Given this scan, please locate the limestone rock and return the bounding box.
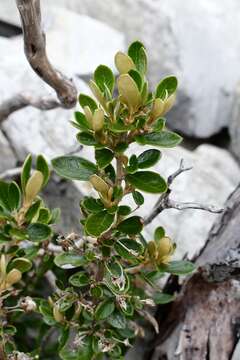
[0,131,16,173]
[0,5,124,76]
[229,83,240,162]
[11,0,240,138]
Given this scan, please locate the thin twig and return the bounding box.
[167,199,224,213]
[168,159,192,186]
[145,159,224,225]
[0,94,61,125]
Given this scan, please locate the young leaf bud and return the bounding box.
[53,305,64,323]
[5,269,22,288]
[0,254,6,279]
[162,93,176,115]
[24,170,44,206]
[151,98,165,120]
[89,80,106,108]
[117,74,142,112]
[92,108,104,132]
[89,174,109,197]
[115,51,135,74]
[157,237,175,265]
[83,106,93,127]
[147,241,158,260]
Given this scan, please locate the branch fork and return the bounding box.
[145,159,224,225]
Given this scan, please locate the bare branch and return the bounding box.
[167,158,192,186]
[0,93,61,125]
[0,167,22,180]
[145,160,224,225]
[15,0,77,109]
[167,199,224,213]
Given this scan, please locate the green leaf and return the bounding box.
[49,207,61,224]
[0,233,11,244]
[156,76,178,99]
[0,181,10,211]
[132,190,144,206]
[8,182,21,211]
[118,205,131,216]
[153,292,175,304]
[82,197,104,213]
[126,171,167,193]
[95,300,115,320]
[51,156,97,181]
[137,149,161,169]
[152,117,166,132]
[163,260,196,275]
[95,148,114,169]
[90,285,103,298]
[108,122,134,133]
[115,142,129,153]
[127,155,138,174]
[73,112,91,132]
[79,94,97,112]
[117,216,143,235]
[36,154,50,188]
[85,210,114,237]
[109,345,122,358]
[128,69,142,91]
[54,252,87,269]
[8,258,32,273]
[3,325,17,335]
[107,311,126,330]
[105,164,116,183]
[94,64,115,94]
[25,200,41,222]
[69,271,90,287]
[39,300,56,326]
[114,238,143,260]
[135,131,182,148]
[154,226,165,242]
[76,132,97,146]
[128,41,147,75]
[21,154,32,193]
[27,223,52,242]
[37,208,51,224]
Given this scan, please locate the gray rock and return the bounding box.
[9,0,240,138]
[0,131,16,173]
[0,5,124,76]
[229,83,240,162]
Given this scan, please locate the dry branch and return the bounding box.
[0,0,78,124]
[0,94,60,125]
[145,159,224,225]
[0,167,22,180]
[16,0,77,108]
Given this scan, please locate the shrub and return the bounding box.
[0,42,194,360]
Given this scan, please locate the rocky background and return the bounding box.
[1,1,240,358]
